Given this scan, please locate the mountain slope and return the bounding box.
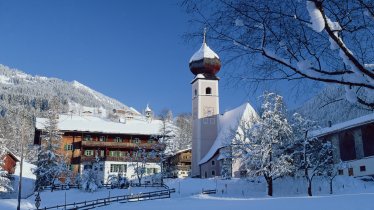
[295,85,373,127]
[0,64,138,160]
[0,64,136,115]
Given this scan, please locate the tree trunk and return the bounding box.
[329,179,333,194]
[307,180,312,196]
[266,177,273,196]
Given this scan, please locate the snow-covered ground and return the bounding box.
[0,176,373,210]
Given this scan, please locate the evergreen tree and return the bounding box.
[0,137,12,193]
[34,99,65,191]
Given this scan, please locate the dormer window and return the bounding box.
[206,87,212,95]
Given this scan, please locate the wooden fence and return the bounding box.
[41,182,167,191]
[34,188,176,210]
[201,189,217,194]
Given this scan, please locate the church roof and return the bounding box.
[198,102,258,165]
[189,42,220,63]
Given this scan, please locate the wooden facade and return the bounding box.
[34,130,163,175]
[2,151,19,175]
[165,149,192,178]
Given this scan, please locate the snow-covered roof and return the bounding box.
[189,43,220,63]
[145,104,152,112]
[199,102,258,165]
[310,112,374,137]
[36,114,163,136]
[173,148,192,156]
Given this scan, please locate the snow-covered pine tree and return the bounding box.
[237,92,293,196]
[34,99,65,191]
[0,137,12,193]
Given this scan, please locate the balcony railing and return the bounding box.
[81,141,165,150]
[175,165,191,171]
[80,155,160,163]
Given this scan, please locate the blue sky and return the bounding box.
[0,0,316,115]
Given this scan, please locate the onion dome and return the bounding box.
[189,30,221,76]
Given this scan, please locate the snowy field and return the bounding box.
[0,177,373,210]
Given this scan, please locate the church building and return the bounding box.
[189,31,258,178]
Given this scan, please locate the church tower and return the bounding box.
[189,30,221,177]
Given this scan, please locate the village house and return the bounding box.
[310,113,374,177]
[34,107,165,183]
[164,148,191,178]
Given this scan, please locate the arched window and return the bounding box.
[206,87,212,95]
[339,132,356,161]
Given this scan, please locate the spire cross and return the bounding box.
[203,27,207,44]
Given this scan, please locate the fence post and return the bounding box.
[64,191,67,210]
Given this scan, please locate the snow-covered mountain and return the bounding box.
[0,64,138,116]
[295,85,373,127]
[0,64,140,158]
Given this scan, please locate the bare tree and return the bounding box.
[182,0,374,109]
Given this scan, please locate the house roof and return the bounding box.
[310,112,374,137]
[198,102,258,165]
[4,147,20,162]
[35,114,164,136]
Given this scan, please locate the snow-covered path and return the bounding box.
[1,177,374,210]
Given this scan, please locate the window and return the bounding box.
[109,151,115,157]
[84,135,92,141]
[338,169,344,175]
[204,171,207,178]
[64,144,73,151]
[99,136,107,142]
[99,150,105,157]
[114,137,123,142]
[148,139,156,144]
[131,138,141,144]
[84,150,93,156]
[110,164,127,173]
[206,87,212,95]
[360,166,366,172]
[194,89,197,96]
[211,170,215,176]
[211,160,215,166]
[83,165,92,170]
[348,167,354,176]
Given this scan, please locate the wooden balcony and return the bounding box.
[176,164,191,171]
[81,141,165,150]
[80,155,160,163]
